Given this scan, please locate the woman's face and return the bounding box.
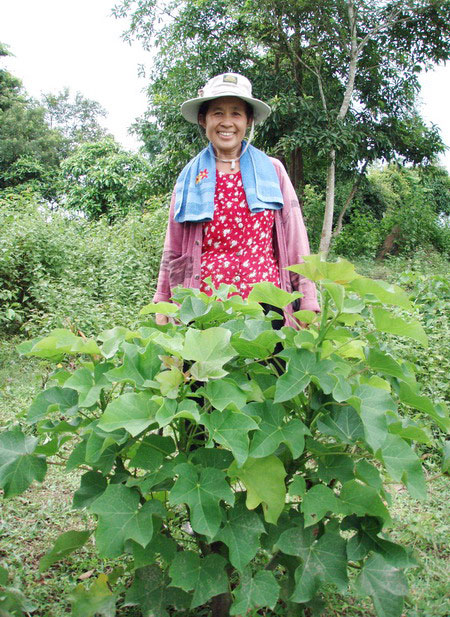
[199,96,251,159]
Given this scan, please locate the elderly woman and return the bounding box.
[154,73,319,324]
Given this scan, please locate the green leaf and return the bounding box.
[98,392,158,437]
[190,360,229,381]
[228,456,286,525]
[98,326,135,358]
[248,282,302,308]
[332,375,353,402]
[317,454,355,484]
[21,329,101,360]
[155,398,200,427]
[0,428,47,498]
[214,496,266,571]
[277,521,348,602]
[65,364,112,408]
[350,278,411,309]
[372,307,427,347]
[181,327,236,364]
[204,379,247,411]
[339,480,391,524]
[349,385,396,451]
[169,551,228,608]
[27,386,78,423]
[191,447,234,470]
[301,485,340,527]
[367,349,406,380]
[355,554,408,617]
[178,295,211,323]
[39,530,91,572]
[274,348,315,403]
[355,460,383,491]
[322,281,345,311]
[129,434,176,470]
[398,382,450,432]
[169,463,234,538]
[124,565,190,617]
[231,319,280,358]
[73,470,108,509]
[69,573,116,617]
[379,434,426,500]
[89,484,160,557]
[155,367,184,398]
[317,406,364,444]
[105,341,163,388]
[230,569,279,615]
[287,256,359,284]
[140,301,178,316]
[202,408,259,466]
[130,532,177,569]
[248,401,309,459]
[288,475,307,497]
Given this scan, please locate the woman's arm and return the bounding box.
[153,190,183,304]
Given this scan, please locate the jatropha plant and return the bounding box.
[1,256,448,617]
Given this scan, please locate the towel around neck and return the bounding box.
[174,142,284,223]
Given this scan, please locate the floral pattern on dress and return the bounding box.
[200,170,280,299]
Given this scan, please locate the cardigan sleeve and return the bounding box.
[272,158,320,312]
[153,190,184,303]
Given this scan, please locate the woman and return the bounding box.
[154,73,319,324]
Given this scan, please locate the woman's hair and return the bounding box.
[198,99,254,122]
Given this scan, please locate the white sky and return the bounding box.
[1,0,449,170]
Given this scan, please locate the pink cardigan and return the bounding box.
[153,157,320,315]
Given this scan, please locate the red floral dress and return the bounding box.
[200,170,280,299]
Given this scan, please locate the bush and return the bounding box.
[2,256,448,617]
[332,209,382,259]
[0,189,168,335]
[60,139,158,221]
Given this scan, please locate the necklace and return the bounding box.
[212,122,255,171]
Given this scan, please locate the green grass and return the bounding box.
[1,256,449,617]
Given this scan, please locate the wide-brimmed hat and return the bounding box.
[180,73,271,125]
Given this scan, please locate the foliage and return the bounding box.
[0,189,168,335]
[2,257,448,616]
[328,164,450,259]
[60,139,158,220]
[41,87,109,155]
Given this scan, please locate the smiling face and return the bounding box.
[198,96,252,161]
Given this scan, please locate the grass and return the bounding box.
[0,255,449,617]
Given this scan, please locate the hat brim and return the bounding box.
[180,95,271,125]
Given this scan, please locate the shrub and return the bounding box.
[0,190,168,335]
[60,139,158,221]
[2,256,448,617]
[332,209,382,259]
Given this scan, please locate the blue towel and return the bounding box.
[174,142,284,223]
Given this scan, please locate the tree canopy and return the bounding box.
[114,0,450,252]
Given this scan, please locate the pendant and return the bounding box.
[230,159,236,170]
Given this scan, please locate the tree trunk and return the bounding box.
[332,162,368,240]
[376,224,401,260]
[319,148,336,255]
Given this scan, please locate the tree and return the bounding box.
[114,0,450,253]
[41,87,109,155]
[60,138,157,220]
[0,44,63,193]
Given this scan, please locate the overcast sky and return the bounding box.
[1,0,449,170]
